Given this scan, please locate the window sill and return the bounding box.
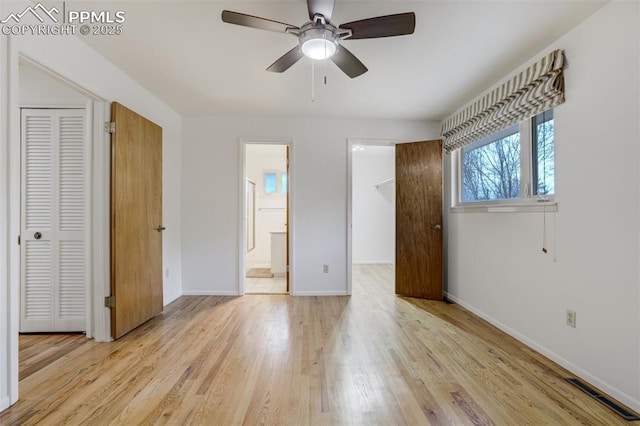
[451,201,558,214]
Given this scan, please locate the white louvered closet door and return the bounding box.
[21,109,87,332]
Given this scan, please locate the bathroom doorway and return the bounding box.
[243,143,290,294]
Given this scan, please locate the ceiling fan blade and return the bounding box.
[307,0,335,22]
[266,46,305,73]
[221,10,299,34]
[331,46,368,78]
[339,12,416,40]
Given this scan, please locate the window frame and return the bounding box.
[452,112,557,213]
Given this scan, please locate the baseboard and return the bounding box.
[292,290,350,296]
[0,396,10,412]
[181,290,240,296]
[445,292,640,413]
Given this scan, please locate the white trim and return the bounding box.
[83,100,94,338]
[346,138,397,296]
[182,291,240,296]
[294,291,349,296]
[238,141,246,295]
[19,101,86,109]
[451,202,558,214]
[91,100,111,342]
[239,138,295,296]
[346,143,353,296]
[9,36,21,407]
[445,292,640,413]
[0,20,10,411]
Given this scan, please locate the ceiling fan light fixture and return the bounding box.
[299,26,338,60]
[302,38,337,60]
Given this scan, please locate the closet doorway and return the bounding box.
[348,141,396,294]
[242,143,290,294]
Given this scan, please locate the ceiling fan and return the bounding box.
[221,0,416,78]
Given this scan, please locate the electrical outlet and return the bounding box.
[566,310,576,328]
[323,264,329,273]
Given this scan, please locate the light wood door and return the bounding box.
[20,109,87,332]
[111,102,163,339]
[395,140,443,300]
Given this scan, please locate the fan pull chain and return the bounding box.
[323,34,328,85]
[324,58,327,85]
[311,60,315,102]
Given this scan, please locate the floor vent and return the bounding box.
[565,378,640,421]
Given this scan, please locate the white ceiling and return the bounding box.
[78,0,607,121]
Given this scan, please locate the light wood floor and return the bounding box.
[246,276,288,294]
[1,264,633,425]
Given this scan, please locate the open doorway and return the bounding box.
[348,140,396,294]
[243,143,290,294]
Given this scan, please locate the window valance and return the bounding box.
[441,49,565,152]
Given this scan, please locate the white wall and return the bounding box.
[446,1,640,411]
[182,117,440,296]
[245,144,287,268]
[19,61,88,106]
[352,145,395,264]
[0,1,183,408]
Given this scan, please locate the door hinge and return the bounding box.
[17,235,20,245]
[105,121,116,134]
[286,264,290,272]
[104,296,115,308]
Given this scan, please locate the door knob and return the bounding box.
[34,232,42,240]
[155,226,166,232]
[431,224,442,230]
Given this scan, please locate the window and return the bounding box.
[459,109,554,204]
[263,171,287,194]
[264,172,277,194]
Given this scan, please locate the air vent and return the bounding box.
[565,378,640,421]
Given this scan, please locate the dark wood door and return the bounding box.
[110,102,163,339]
[395,140,443,300]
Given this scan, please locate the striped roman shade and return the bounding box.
[441,49,566,152]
